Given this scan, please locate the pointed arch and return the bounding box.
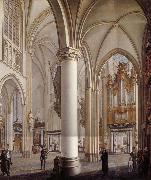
[47,0,70,48]
[96,48,141,77]
[0,74,25,105]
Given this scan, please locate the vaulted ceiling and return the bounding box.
[25,0,150,90]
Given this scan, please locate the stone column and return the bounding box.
[57,47,80,176]
[91,86,100,162]
[137,80,142,149]
[22,4,26,76]
[102,76,108,149]
[95,88,100,161]
[22,52,33,158]
[22,104,26,156]
[135,83,138,149]
[7,99,14,151]
[85,87,92,161]
[41,128,44,146]
[91,90,95,161]
[0,94,4,148]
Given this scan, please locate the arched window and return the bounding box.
[4,0,23,48]
[3,0,23,73]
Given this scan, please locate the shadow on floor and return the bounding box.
[0,167,150,180]
[49,166,151,180]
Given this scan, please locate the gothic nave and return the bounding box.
[0,0,151,179]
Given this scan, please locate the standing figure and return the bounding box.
[40,146,47,170]
[137,148,143,177]
[142,147,150,178]
[6,144,12,175]
[130,147,137,171]
[128,156,133,173]
[0,150,9,176]
[101,149,108,176]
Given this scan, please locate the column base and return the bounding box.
[59,157,80,177]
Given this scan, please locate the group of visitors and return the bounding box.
[0,144,12,176]
[128,146,150,178]
[0,144,48,176]
[100,146,150,178]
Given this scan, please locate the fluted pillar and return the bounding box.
[57,47,80,176]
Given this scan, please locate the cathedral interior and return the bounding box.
[0,0,151,178]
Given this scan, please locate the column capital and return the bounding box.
[57,47,80,62]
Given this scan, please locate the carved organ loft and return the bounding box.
[99,54,138,153]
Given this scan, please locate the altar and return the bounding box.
[110,127,133,154]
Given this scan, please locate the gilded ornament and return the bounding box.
[106,62,137,125]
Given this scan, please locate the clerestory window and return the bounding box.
[4,0,23,49]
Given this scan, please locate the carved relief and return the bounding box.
[50,65,61,118]
[27,8,52,52]
[28,110,34,132]
[8,44,12,66]
[57,47,80,62]
[2,38,22,73]
[79,98,86,128]
[15,51,22,72]
[3,39,8,63]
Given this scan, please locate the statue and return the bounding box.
[52,66,61,118]
[28,110,34,131]
[79,98,86,128]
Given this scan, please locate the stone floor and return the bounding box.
[9,152,130,175]
[0,152,150,179]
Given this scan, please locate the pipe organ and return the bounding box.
[100,54,138,153]
[106,62,137,126]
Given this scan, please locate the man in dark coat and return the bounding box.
[137,149,143,177]
[40,146,47,170]
[130,147,137,171]
[0,150,9,176]
[6,144,12,174]
[142,147,150,178]
[101,149,108,176]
